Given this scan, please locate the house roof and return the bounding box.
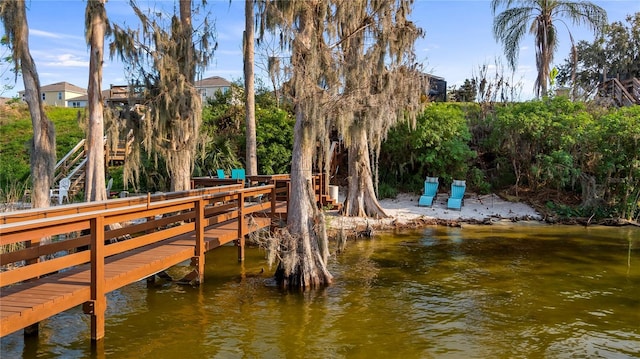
[67,89,111,102]
[40,82,87,94]
[195,76,231,88]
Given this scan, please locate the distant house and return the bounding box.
[18,77,232,108]
[19,82,87,108]
[68,85,145,108]
[194,76,231,102]
[424,74,447,102]
[65,89,114,108]
[65,95,89,108]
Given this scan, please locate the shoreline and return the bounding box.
[326,192,638,235]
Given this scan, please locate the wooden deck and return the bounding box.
[0,184,282,341]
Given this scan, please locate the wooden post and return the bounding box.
[286,180,291,214]
[23,237,41,337]
[237,192,245,262]
[270,186,277,226]
[193,198,205,283]
[85,216,106,341]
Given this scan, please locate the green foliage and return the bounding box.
[198,85,294,176]
[492,0,607,97]
[586,105,640,220]
[485,97,592,191]
[468,167,492,194]
[380,103,476,192]
[0,179,29,205]
[545,201,581,217]
[450,79,477,102]
[483,98,639,220]
[2,93,637,222]
[46,107,86,159]
[0,105,83,192]
[0,115,31,184]
[534,150,580,191]
[377,181,399,199]
[558,13,640,97]
[255,107,294,174]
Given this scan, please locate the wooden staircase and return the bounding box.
[51,133,134,201]
[314,172,342,211]
[52,139,87,200]
[598,77,640,106]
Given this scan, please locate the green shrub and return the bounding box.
[377,181,398,199]
[0,106,83,192]
[380,102,476,192]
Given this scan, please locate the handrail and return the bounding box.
[1,183,245,223]
[628,77,640,103]
[54,139,86,170]
[53,133,134,192]
[601,78,637,106]
[68,157,87,180]
[0,184,278,287]
[53,140,87,185]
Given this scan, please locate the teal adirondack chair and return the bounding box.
[418,176,439,207]
[217,169,226,178]
[231,168,246,180]
[447,180,466,210]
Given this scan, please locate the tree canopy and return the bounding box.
[557,12,640,99]
[491,0,607,97]
[110,0,215,191]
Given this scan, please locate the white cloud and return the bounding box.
[516,64,534,74]
[216,22,245,42]
[30,29,63,39]
[30,29,84,42]
[217,49,242,56]
[421,43,440,53]
[36,53,89,68]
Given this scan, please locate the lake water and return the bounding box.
[1,224,639,358]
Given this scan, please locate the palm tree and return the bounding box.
[491,0,607,97]
[244,0,257,176]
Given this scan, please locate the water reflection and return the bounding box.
[1,225,638,358]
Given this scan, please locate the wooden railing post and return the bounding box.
[84,215,106,341]
[23,237,42,337]
[237,191,245,262]
[271,186,277,225]
[287,180,291,214]
[193,198,205,284]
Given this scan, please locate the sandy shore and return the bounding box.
[327,192,543,233]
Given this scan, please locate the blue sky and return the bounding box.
[3,0,638,100]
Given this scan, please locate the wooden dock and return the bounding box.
[0,183,284,341]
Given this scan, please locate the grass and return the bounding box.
[0,103,85,193]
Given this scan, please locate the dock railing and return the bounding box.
[0,184,279,340]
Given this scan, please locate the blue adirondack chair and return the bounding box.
[418,176,439,207]
[447,180,466,210]
[231,168,246,180]
[217,169,226,178]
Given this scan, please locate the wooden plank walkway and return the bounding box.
[0,184,281,341]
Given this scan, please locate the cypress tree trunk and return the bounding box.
[275,107,332,288]
[85,0,107,202]
[343,123,388,218]
[3,0,57,209]
[24,59,56,209]
[170,149,193,192]
[169,0,198,192]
